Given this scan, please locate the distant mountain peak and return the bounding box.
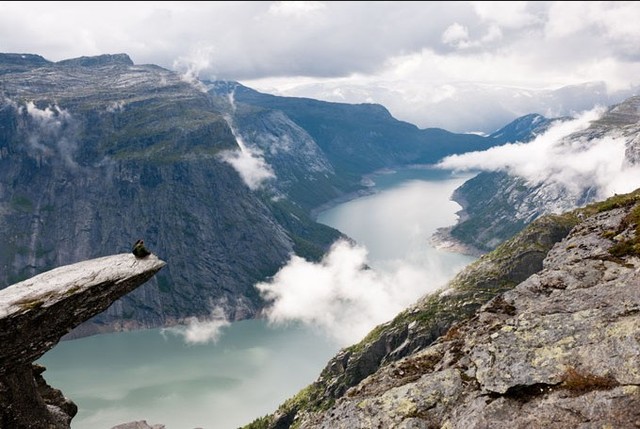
[0,53,52,74]
[56,53,134,67]
[0,53,50,66]
[488,113,559,144]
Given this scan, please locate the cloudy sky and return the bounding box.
[2,1,640,132]
[6,1,640,352]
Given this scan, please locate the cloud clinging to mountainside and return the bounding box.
[256,239,444,346]
[438,107,640,198]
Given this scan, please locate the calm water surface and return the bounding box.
[38,166,476,429]
[39,320,336,429]
[318,167,475,272]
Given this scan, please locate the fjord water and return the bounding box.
[318,167,475,270]
[38,320,338,429]
[38,166,475,429]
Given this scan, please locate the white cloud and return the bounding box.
[481,24,503,44]
[220,147,276,191]
[471,1,541,28]
[442,22,502,50]
[17,101,78,167]
[268,1,326,18]
[442,23,469,47]
[161,306,230,345]
[219,97,276,190]
[2,2,640,132]
[173,45,216,92]
[546,2,640,41]
[23,101,71,123]
[256,239,451,346]
[437,106,640,199]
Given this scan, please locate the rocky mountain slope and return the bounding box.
[0,253,165,429]
[0,53,502,335]
[244,188,640,428]
[487,113,558,144]
[447,96,640,253]
[210,81,496,187]
[0,53,308,335]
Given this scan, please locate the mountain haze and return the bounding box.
[211,81,495,182]
[0,53,501,335]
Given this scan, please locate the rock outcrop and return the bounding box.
[0,253,165,429]
[245,190,640,428]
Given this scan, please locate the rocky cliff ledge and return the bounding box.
[247,190,640,428]
[0,254,165,429]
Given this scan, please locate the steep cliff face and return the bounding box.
[209,81,498,186]
[0,54,304,334]
[448,170,577,252]
[205,82,347,259]
[1,54,505,335]
[245,189,640,429]
[448,96,640,253]
[0,253,165,429]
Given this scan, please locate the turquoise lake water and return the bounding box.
[38,166,476,429]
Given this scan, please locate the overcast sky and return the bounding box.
[2,1,640,132]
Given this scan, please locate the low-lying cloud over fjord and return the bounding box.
[161,306,231,345]
[438,107,640,199]
[255,172,474,347]
[256,239,453,347]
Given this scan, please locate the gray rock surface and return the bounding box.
[291,193,640,428]
[0,54,301,335]
[0,253,165,429]
[246,211,580,429]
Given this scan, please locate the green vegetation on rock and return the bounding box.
[241,206,584,429]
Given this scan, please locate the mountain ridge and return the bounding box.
[0,53,298,335]
[0,52,503,336]
[211,80,496,180]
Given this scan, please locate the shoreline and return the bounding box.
[311,164,485,258]
[309,166,397,220]
[310,186,378,221]
[427,181,486,257]
[310,163,444,220]
[429,226,485,257]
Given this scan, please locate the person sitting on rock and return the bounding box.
[132,239,151,258]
